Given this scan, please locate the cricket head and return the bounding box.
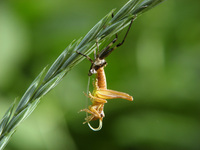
[88,58,107,76]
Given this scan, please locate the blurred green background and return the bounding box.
[0,0,200,150]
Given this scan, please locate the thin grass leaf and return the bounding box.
[34,71,67,99]
[60,41,96,71]
[110,0,139,23]
[5,107,29,135]
[0,133,14,150]
[22,99,40,121]
[132,0,166,16]
[98,19,127,38]
[15,68,46,114]
[0,102,15,136]
[43,40,77,82]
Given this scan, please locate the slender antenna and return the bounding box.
[88,119,103,131]
[95,39,100,59]
[85,76,91,119]
[76,51,93,63]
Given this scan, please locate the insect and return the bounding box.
[79,66,133,131]
[77,18,134,131]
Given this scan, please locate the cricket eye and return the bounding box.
[89,69,97,76]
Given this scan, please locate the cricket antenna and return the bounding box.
[88,119,103,131]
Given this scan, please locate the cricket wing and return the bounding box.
[96,89,133,101]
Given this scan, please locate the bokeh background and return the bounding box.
[0,0,200,150]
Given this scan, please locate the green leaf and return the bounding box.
[43,40,77,82]
[132,0,166,16]
[98,19,126,38]
[0,102,15,136]
[110,0,139,23]
[15,68,46,114]
[33,71,66,99]
[6,107,29,134]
